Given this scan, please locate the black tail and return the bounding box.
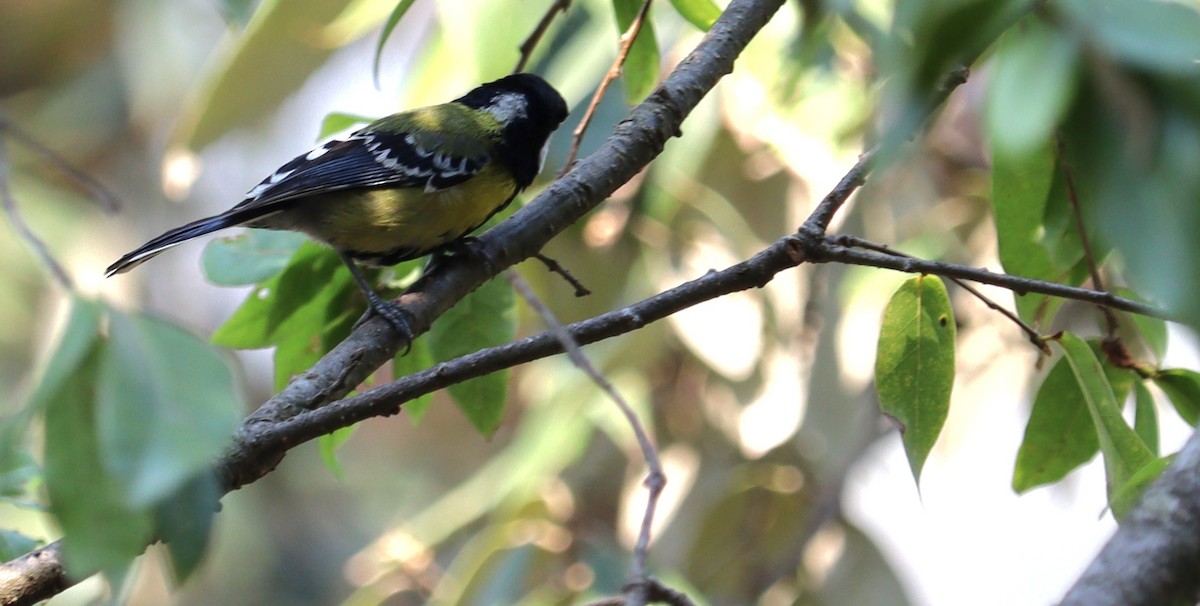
[106,208,266,277]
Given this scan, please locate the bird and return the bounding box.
[106,73,570,340]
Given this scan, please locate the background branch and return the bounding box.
[1060,425,1200,606]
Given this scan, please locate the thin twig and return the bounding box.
[0,112,119,212]
[830,234,1050,353]
[533,252,591,296]
[506,270,665,606]
[0,137,73,291]
[806,240,1172,320]
[514,0,573,73]
[559,0,656,175]
[801,65,970,236]
[1056,136,1120,336]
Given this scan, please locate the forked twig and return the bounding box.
[829,234,1050,353]
[0,137,73,290]
[533,252,591,296]
[506,270,667,606]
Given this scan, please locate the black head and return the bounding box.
[455,73,570,188]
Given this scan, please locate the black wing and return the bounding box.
[233,129,490,212]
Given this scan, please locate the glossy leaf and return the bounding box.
[212,243,343,349]
[1056,333,1155,505]
[1109,455,1174,521]
[668,0,722,31]
[319,112,376,139]
[1152,368,1200,426]
[201,229,307,287]
[96,310,240,506]
[611,0,660,103]
[372,0,417,86]
[1013,355,1099,492]
[429,275,516,436]
[1133,382,1159,456]
[875,275,956,482]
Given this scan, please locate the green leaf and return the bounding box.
[395,335,435,423]
[668,0,721,31]
[990,139,1061,324]
[201,230,307,286]
[985,18,1079,155]
[1133,382,1159,457]
[24,296,104,413]
[1109,455,1174,521]
[270,266,359,391]
[154,472,220,583]
[1119,289,1168,362]
[96,310,241,506]
[429,276,516,436]
[0,529,41,561]
[611,0,660,103]
[1013,355,1099,493]
[212,243,344,349]
[875,275,956,482]
[319,112,376,139]
[317,426,357,481]
[1152,368,1200,426]
[1059,0,1200,74]
[217,0,259,27]
[44,342,152,580]
[372,0,417,87]
[172,0,364,151]
[1056,333,1155,506]
[7,296,103,472]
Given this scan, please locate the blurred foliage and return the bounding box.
[2,0,1200,604]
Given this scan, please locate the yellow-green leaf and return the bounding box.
[875,275,956,483]
[1055,332,1155,517]
[1152,368,1200,426]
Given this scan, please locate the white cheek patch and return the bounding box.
[483,93,528,125]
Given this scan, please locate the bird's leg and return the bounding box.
[339,253,415,345]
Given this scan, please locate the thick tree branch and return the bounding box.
[1059,425,1200,606]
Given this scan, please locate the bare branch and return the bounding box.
[0,112,119,212]
[0,137,73,291]
[507,271,664,606]
[560,0,655,174]
[514,0,572,73]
